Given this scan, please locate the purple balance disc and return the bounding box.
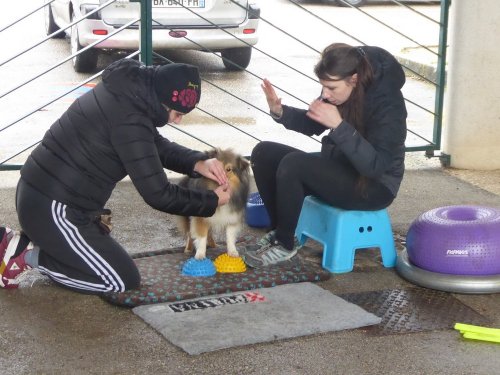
[406,205,500,275]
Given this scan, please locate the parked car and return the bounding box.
[44,0,260,73]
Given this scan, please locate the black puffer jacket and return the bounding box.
[21,59,218,216]
[276,46,407,197]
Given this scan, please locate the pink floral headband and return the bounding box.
[171,81,199,110]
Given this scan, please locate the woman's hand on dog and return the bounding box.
[194,158,228,185]
[214,183,232,206]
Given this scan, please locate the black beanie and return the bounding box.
[154,63,201,114]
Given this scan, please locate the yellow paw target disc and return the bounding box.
[214,253,247,273]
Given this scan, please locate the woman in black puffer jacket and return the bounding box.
[1,59,231,292]
[244,43,407,269]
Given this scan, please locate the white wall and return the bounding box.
[442,0,500,169]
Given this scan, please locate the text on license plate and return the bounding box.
[152,0,206,8]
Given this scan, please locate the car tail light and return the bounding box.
[169,30,187,38]
[243,29,255,34]
[93,30,108,35]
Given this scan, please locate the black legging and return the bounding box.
[16,178,140,294]
[251,141,395,250]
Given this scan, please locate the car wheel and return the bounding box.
[70,11,98,73]
[334,0,367,7]
[221,47,252,71]
[44,4,65,38]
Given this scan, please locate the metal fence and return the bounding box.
[0,0,451,171]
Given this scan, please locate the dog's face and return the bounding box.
[206,148,250,192]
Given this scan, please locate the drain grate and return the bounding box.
[340,288,491,335]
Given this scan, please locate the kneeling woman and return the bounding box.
[1,59,232,291]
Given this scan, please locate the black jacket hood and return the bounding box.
[102,59,169,127]
[363,46,406,92]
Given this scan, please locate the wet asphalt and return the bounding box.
[1,160,500,374]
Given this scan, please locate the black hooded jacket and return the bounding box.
[275,46,407,197]
[20,59,218,216]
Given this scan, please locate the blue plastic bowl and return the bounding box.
[245,192,271,228]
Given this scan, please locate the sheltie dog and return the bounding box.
[177,148,250,259]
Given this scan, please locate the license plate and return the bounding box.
[152,0,206,8]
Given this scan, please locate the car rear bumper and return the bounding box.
[78,19,259,51]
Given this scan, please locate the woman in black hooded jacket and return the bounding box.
[0,58,231,292]
[244,43,407,269]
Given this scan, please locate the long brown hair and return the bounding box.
[314,43,374,195]
[314,43,373,135]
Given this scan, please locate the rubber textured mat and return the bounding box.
[102,246,331,308]
[340,288,491,336]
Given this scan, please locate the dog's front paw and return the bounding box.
[194,252,206,260]
[227,249,240,258]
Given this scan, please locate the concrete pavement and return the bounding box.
[1,154,500,374]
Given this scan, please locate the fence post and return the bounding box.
[132,0,153,65]
[432,0,451,162]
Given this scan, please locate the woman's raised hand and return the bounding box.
[261,78,283,117]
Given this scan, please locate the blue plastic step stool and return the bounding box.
[295,196,397,273]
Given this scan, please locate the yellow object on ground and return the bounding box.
[214,253,247,273]
[454,323,500,343]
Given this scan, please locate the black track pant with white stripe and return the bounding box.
[16,178,141,294]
